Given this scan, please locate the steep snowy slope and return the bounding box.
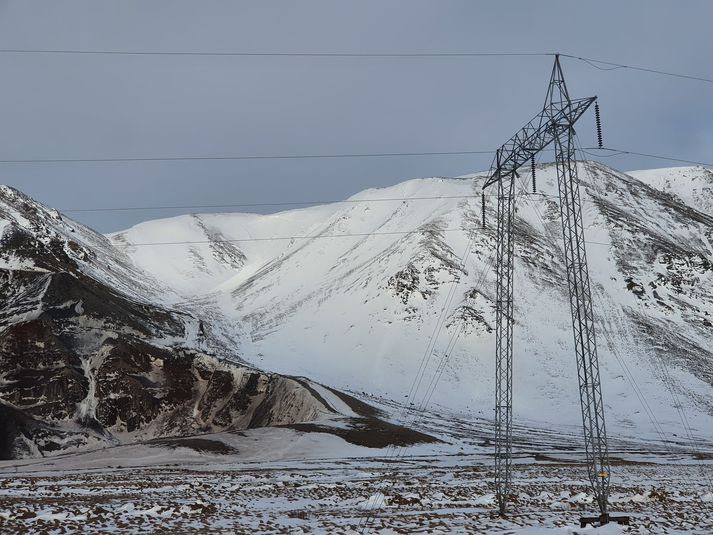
[629,166,713,215]
[112,163,713,445]
[110,205,343,297]
[0,185,171,303]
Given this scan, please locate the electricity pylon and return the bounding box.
[483,55,628,527]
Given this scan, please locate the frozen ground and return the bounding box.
[1,411,711,534]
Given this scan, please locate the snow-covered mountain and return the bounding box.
[1,162,712,459]
[110,162,713,446]
[0,186,414,459]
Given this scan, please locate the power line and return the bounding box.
[584,147,713,168]
[0,145,696,220]
[114,229,453,246]
[55,194,580,214]
[48,147,708,214]
[62,194,482,213]
[359,226,494,533]
[2,146,710,168]
[406,168,547,439]
[0,150,493,165]
[56,189,613,219]
[0,48,553,58]
[111,228,614,248]
[560,54,713,85]
[2,47,711,85]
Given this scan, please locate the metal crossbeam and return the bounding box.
[482,97,595,189]
[484,55,613,521]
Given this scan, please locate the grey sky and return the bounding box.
[0,1,711,232]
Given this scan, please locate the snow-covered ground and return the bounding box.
[0,421,711,533]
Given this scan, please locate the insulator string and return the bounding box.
[531,154,536,193]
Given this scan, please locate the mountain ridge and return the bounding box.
[0,162,712,459]
[109,162,713,443]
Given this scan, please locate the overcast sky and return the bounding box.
[0,1,711,232]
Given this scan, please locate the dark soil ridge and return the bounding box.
[285,380,437,448]
[284,417,440,449]
[146,437,238,455]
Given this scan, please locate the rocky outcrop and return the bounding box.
[0,186,342,459]
[0,266,335,459]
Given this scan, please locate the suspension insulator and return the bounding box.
[531,155,536,193]
[595,102,603,148]
[482,192,486,228]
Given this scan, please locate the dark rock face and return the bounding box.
[1,319,85,421]
[0,187,337,459]
[0,267,333,458]
[387,224,467,309]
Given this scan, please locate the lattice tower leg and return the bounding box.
[553,128,611,515]
[494,171,516,516]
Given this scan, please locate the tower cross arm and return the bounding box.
[482,96,596,189]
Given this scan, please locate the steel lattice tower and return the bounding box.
[483,55,627,527]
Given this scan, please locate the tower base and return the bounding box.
[579,513,630,528]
